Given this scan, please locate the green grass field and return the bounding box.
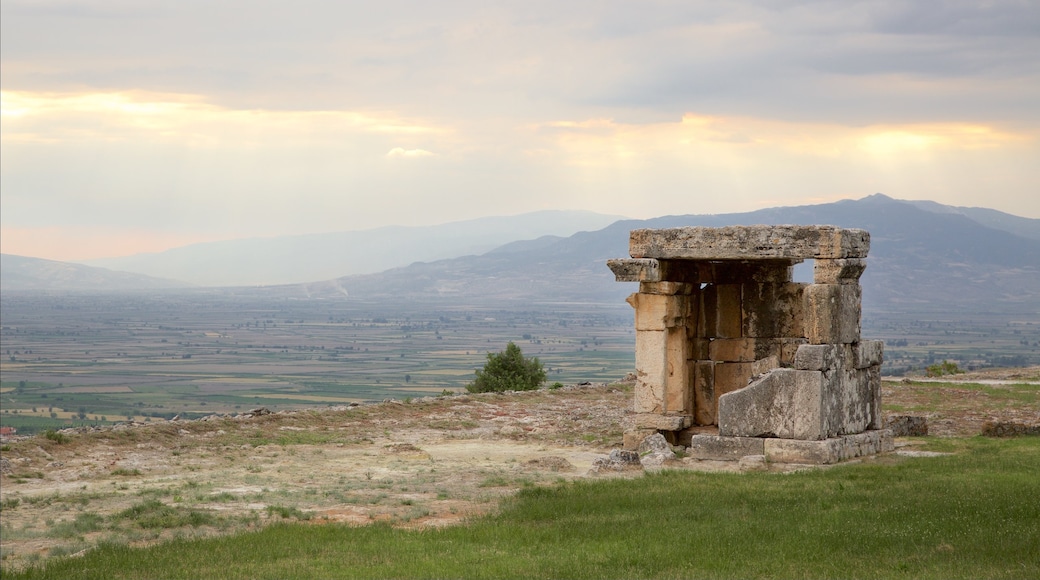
[8,437,1038,580]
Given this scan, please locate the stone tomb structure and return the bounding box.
[607,225,893,464]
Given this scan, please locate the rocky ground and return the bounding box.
[2,369,1038,571]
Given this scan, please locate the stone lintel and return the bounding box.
[630,225,870,261]
[607,259,701,283]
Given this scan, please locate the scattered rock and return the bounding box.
[981,421,1040,438]
[0,457,11,474]
[884,415,929,437]
[591,449,642,473]
[524,456,575,472]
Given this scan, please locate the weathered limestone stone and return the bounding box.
[804,284,861,344]
[709,338,780,362]
[633,330,667,413]
[780,337,808,365]
[793,344,837,371]
[854,340,884,369]
[813,258,867,284]
[688,434,765,460]
[738,454,769,471]
[764,437,844,464]
[623,428,658,450]
[884,415,928,437]
[741,282,805,338]
[689,337,711,360]
[609,258,704,283]
[634,414,692,431]
[714,361,760,402]
[751,356,779,377]
[627,292,688,331]
[630,225,870,261]
[639,281,696,296]
[699,284,742,338]
[718,369,826,440]
[693,361,716,425]
[608,258,660,282]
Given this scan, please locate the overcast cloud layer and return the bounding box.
[3,0,1038,260]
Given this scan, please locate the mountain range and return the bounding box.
[4,195,1039,315]
[78,210,626,287]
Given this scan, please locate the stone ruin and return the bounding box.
[608,225,893,464]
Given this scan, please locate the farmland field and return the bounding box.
[0,291,635,433]
[3,289,1039,435]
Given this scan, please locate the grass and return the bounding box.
[7,436,1038,580]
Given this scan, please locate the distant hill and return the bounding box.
[289,194,1040,314]
[0,254,189,292]
[80,210,627,287]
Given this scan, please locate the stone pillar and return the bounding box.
[627,282,696,419]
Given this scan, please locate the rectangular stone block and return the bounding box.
[855,340,884,369]
[623,428,658,450]
[688,435,765,460]
[804,284,861,345]
[700,284,742,338]
[663,327,692,414]
[793,344,837,371]
[693,361,716,426]
[764,437,844,464]
[780,338,808,365]
[629,225,870,260]
[751,356,779,376]
[714,362,757,400]
[608,258,659,282]
[709,338,758,362]
[633,330,667,413]
[639,281,696,296]
[688,337,711,360]
[742,282,805,338]
[813,258,867,284]
[634,414,693,431]
[718,368,826,440]
[627,292,689,331]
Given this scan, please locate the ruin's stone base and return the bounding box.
[688,429,894,464]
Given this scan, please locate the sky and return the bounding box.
[2,0,1039,261]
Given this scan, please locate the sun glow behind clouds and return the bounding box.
[0,91,443,146]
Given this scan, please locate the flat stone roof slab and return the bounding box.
[629,225,870,260]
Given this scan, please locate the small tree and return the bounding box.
[467,342,546,393]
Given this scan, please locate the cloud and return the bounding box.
[386,147,436,158]
[1,0,1039,261]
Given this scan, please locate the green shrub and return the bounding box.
[467,342,546,393]
[43,430,69,445]
[926,360,964,377]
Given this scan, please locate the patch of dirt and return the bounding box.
[882,366,1040,437]
[0,383,633,570]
